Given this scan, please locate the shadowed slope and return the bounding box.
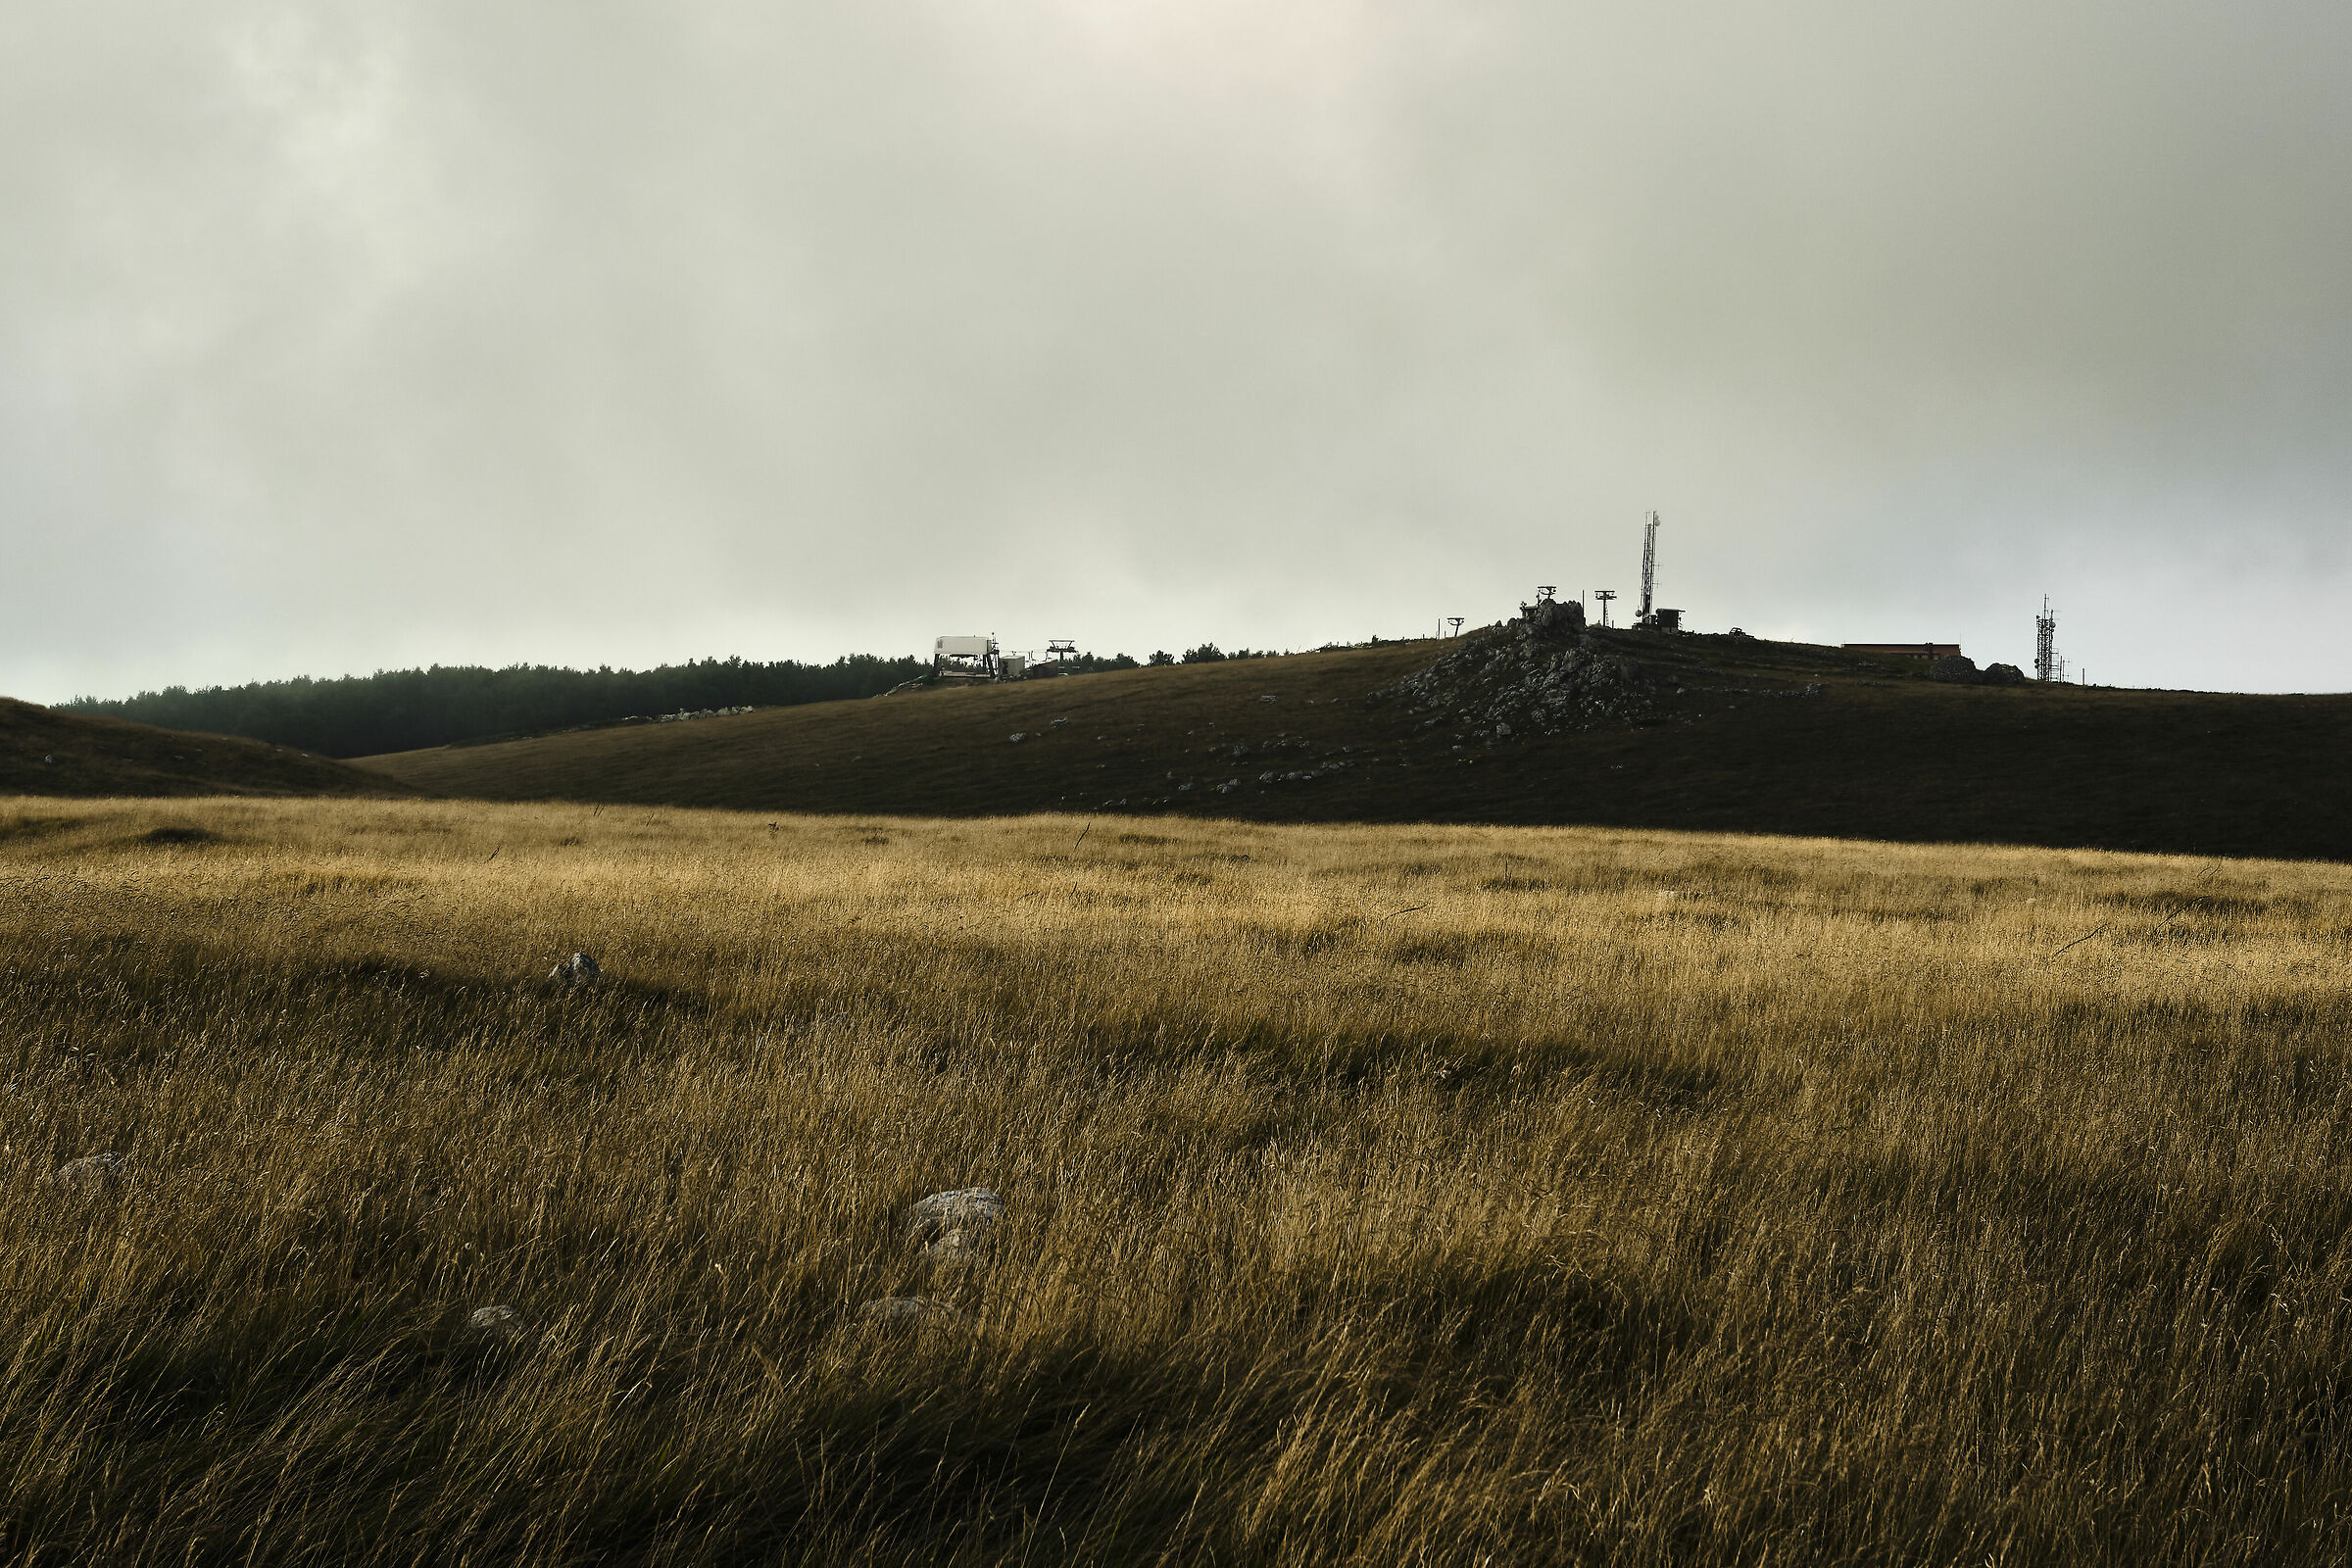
[1,696,409,799]
[358,632,2352,861]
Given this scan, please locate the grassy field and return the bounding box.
[358,632,2352,861]
[7,796,2352,1564]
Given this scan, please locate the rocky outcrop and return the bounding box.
[1372,607,1671,737]
[1930,656,2029,687]
[1520,597,1585,639]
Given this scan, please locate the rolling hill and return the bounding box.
[1,697,406,800]
[359,625,2352,861]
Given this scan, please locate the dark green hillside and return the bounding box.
[359,629,2352,861]
[2,698,407,800]
[61,655,928,758]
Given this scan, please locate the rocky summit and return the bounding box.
[1372,602,1804,741]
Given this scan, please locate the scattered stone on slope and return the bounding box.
[650,706,753,723]
[548,952,602,988]
[1929,655,1983,684]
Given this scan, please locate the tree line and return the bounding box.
[1154,645,1278,665]
[64,656,931,759]
[65,643,1292,758]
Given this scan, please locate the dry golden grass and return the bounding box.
[6,796,2352,1565]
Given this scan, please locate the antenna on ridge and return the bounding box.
[1639,511,1660,622]
[2034,596,2058,682]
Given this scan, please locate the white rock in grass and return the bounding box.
[548,952,602,988]
[860,1298,968,1335]
[859,1296,956,1324]
[907,1188,1004,1243]
[52,1152,124,1191]
[468,1304,522,1335]
[925,1228,994,1269]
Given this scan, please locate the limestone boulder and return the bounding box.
[907,1188,1004,1244]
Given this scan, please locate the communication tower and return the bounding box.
[2034,598,2058,682]
[1639,512,1660,621]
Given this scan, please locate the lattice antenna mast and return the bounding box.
[1639,512,1659,621]
[2034,596,2057,682]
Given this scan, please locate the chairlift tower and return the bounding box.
[1592,590,1617,627]
[1447,616,1464,637]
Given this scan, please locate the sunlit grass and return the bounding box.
[5,796,2351,1564]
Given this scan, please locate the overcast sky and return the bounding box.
[5,0,2348,702]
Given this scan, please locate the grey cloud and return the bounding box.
[4,0,2347,702]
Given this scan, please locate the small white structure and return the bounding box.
[934,635,1018,682]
